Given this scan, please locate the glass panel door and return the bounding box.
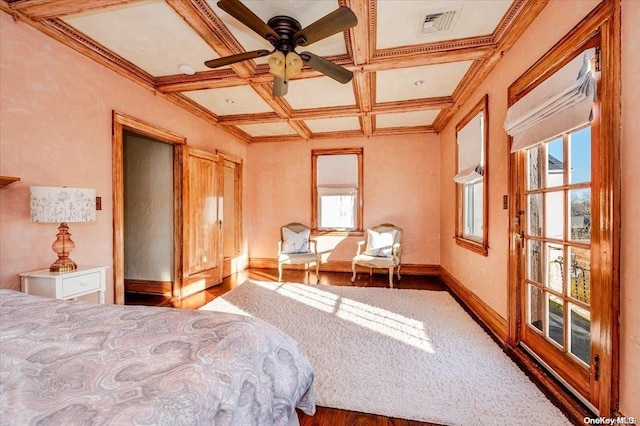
[521,126,594,402]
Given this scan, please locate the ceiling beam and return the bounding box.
[347,0,371,66]
[7,0,134,20]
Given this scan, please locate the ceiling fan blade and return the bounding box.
[294,6,357,47]
[217,0,280,43]
[299,51,353,84]
[273,76,288,97]
[204,49,270,69]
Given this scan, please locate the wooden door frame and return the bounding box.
[112,111,186,305]
[506,0,620,417]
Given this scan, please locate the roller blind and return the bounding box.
[505,48,596,152]
[454,111,484,184]
[317,154,358,189]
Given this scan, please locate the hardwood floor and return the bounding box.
[125,268,447,425]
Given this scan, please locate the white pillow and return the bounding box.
[364,229,397,257]
[282,228,310,254]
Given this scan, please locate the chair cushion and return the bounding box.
[278,252,319,263]
[364,229,397,257]
[282,227,310,254]
[353,254,398,267]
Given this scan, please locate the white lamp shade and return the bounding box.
[30,186,96,223]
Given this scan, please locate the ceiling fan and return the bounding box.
[204,0,358,96]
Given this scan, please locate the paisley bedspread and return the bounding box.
[0,289,315,425]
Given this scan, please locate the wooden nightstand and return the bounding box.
[20,266,107,304]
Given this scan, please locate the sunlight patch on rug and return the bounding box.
[247,280,433,352]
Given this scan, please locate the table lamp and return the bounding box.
[30,186,96,272]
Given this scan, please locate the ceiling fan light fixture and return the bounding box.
[285,52,303,79]
[268,51,286,79]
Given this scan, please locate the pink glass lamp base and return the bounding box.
[50,223,77,272]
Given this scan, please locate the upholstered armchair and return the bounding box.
[277,222,320,282]
[351,223,403,288]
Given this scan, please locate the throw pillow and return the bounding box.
[282,228,310,254]
[364,229,397,257]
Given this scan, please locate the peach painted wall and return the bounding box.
[439,0,638,417]
[620,0,640,417]
[0,12,247,303]
[246,134,440,267]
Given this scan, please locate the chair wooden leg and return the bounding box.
[278,263,283,282]
[389,268,394,288]
[397,263,401,281]
[315,261,320,280]
[351,262,357,282]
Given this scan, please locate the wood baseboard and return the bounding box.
[439,267,508,343]
[124,279,172,296]
[249,258,439,275]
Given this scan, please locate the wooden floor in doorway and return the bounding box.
[126,268,447,426]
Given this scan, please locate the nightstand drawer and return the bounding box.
[62,272,101,298]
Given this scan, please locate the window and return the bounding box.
[312,148,363,232]
[455,95,488,255]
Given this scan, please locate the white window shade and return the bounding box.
[317,154,358,189]
[505,48,596,153]
[454,111,484,184]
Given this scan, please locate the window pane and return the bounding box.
[570,304,591,364]
[527,193,542,236]
[464,181,483,238]
[569,188,591,242]
[545,138,564,188]
[528,146,542,190]
[528,285,543,332]
[546,243,564,293]
[544,190,564,239]
[547,293,564,347]
[527,240,543,284]
[319,194,356,229]
[568,246,590,305]
[569,127,591,184]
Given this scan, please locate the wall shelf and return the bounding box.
[0,176,20,188]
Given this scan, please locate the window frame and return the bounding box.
[311,147,363,235]
[455,95,489,255]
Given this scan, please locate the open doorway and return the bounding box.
[122,131,174,299]
[112,112,185,305]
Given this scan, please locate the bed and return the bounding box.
[0,289,315,425]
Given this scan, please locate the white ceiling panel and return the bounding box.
[285,77,356,110]
[376,61,473,102]
[63,1,217,76]
[376,0,514,48]
[305,116,361,134]
[183,87,273,115]
[237,121,298,137]
[376,110,441,129]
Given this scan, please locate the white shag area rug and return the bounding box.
[200,281,568,425]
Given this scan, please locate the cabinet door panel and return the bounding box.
[182,147,222,297]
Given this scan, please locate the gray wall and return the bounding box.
[124,133,173,282]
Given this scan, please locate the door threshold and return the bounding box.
[520,342,598,415]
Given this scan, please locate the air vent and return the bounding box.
[419,6,461,36]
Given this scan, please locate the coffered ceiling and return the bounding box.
[1,0,548,143]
